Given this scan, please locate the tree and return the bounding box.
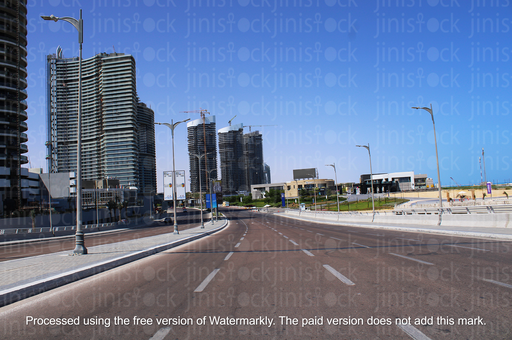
[107,200,116,222]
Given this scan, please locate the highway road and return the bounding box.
[1,208,511,339]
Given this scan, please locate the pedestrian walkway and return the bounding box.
[277,211,512,240]
[0,218,227,307]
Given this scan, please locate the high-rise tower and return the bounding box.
[187,116,217,193]
[47,51,155,193]
[0,0,29,210]
[243,131,264,189]
[218,123,244,194]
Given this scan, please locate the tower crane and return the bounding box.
[243,125,277,132]
[228,115,237,126]
[450,177,461,187]
[180,108,211,190]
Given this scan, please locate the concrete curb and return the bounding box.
[0,218,228,307]
[276,213,512,241]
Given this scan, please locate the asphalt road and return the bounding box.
[0,208,511,339]
[0,209,207,262]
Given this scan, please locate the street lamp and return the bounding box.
[356,144,375,222]
[42,10,86,254]
[206,168,217,224]
[326,163,340,218]
[190,151,213,228]
[156,118,190,234]
[412,104,443,222]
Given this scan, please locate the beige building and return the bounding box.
[284,179,335,199]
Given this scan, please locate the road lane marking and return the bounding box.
[283,236,289,239]
[389,253,434,265]
[278,232,282,235]
[397,237,420,242]
[224,252,234,261]
[307,230,313,233]
[194,269,220,292]
[366,233,382,236]
[290,240,299,246]
[482,279,512,289]
[330,237,343,241]
[149,327,172,340]
[352,242,370,248]
[323,265,355,286]
[317,233,324,236]
[235,242,241,248]
[301,249,314,257]
[449,245,489,252]
[240,237,244,240]
[397,324,431,340]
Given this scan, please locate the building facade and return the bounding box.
[243,131,264,190]
[137,102,156,195]
[0,0,29,211]
[218,123,244,195]
[187,116,217,193]
[47,51,155,194]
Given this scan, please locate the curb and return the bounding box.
[0,219,228,307]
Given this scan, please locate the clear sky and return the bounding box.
[25,0,512,191]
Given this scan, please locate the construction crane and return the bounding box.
[228,115,237,126]
[180,108,211,190]
[243,125,277,132]
[450,177,461,187]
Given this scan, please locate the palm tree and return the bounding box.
[107,200,116,222]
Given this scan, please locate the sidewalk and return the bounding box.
[0,218,228,307]
[276,211,512,240]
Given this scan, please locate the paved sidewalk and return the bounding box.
[276,211,512,240]
[0,218,228,307]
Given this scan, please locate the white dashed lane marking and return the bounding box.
[194,269,220,292]
[323,265,355,286]
[389,253,434,266]
[301,249,314,257]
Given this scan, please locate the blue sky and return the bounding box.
[25,0,512,191]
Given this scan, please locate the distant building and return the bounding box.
[243,131,264,189]
[263,163,271,184]
[218,123,244,194]
[359,171,433,193]
[137,102,156,195]
[46,50,155,194]
[187,116,217,193]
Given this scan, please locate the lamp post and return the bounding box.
[42,10,86,254]
[190,152,213,228]
[155,118,190,234]
[412,104,443,223]
[326,163,340,218]
[356,144,375,222]
[206,168,217,223]
[45,142,54,236]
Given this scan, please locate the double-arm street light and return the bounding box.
[326,163,340,218]
[356,144,375,222]
[156,118,190,234]
[412,104,443,224]
[190,151,213,228]
[42,10,86,254]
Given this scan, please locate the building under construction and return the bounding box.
[218,123,245,195]
[187,116,217,193]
